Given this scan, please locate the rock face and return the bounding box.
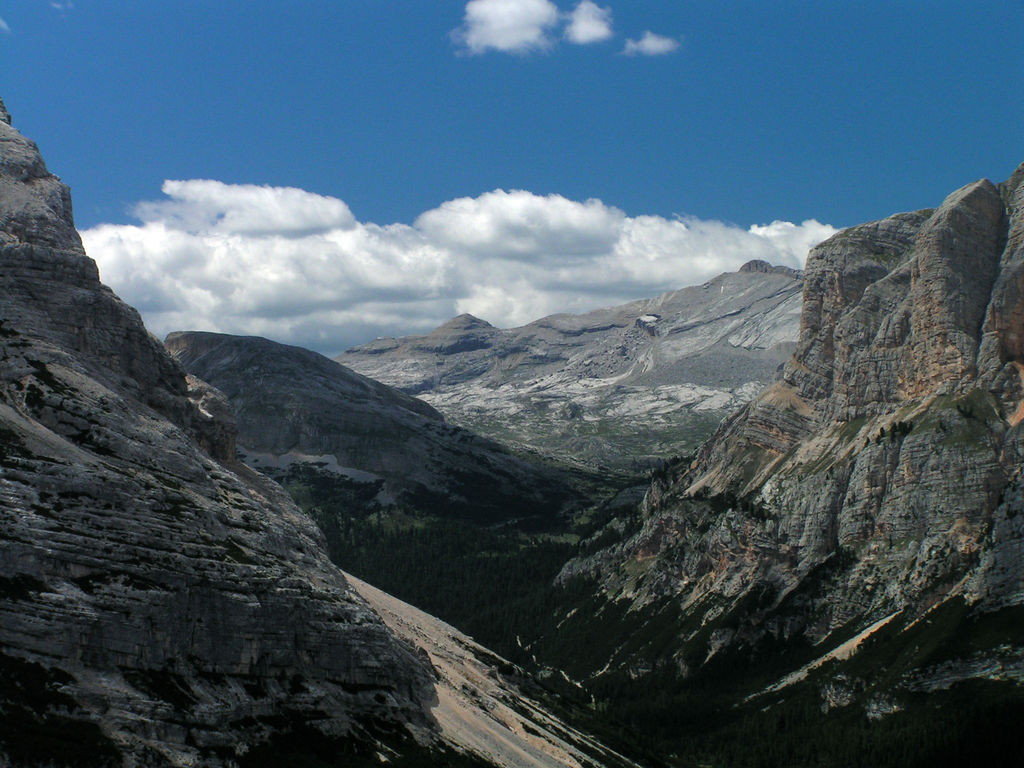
[166,331,586,524]
[562,164,1024,681]
[0,95,442,767]
[342,265,803,469]
[0,99,628,767]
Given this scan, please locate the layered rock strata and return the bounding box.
[0,96,443,766]
[563,164,1024,670]
[343,263,803,469]
[0,98,628,767]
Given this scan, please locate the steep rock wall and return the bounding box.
[0,97,439,766]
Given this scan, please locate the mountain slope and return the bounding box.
[350,574,641,768]
[0,96,441,766]
[0,99,634,767]
[342,261,802,469]
[166,330,588,525]
[547,164,1024,746]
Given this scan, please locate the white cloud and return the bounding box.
[453,0,560,54]
[82,182,835,356]
[0,17,11,33]
[748,219,837,265]
[134,179,357,236]
[415,189,623,259]
[565,1,613,44]
[623,30,679,56]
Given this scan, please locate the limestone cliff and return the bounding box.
[0,99,633,768]
[559,164,1024,694]
[0,95,445,767]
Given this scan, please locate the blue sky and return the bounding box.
[2,1,1023,353]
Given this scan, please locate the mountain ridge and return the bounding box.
[166,329,590,525]
[559,164,1024,678]
[342,260,804,469]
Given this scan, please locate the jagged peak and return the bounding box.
[739,259,775,273]
[0,96,10,126]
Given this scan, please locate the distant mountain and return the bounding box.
[0,99,635,767]
[342,260,802,469]
[166,330,590,526]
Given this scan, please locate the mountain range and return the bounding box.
[0,98,636,767]
[165,330,589,527]
[535,161,1024,764]
[4,88,1024,768]
[341,261,801,470]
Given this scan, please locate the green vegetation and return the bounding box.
[915,388,1001,448]
[282,460,1024,767]
[312,511,578,659]
[837,415,869,442]
[873,419,913,444]
[524,591,1024,767]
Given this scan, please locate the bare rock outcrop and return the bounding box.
[343,262,804,469]
[1,98,636,767]
[0,96,445,766]
[562,163,1024,677]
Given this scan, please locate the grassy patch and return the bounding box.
[235,721,493,768]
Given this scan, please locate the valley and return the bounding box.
[2,87,1024,768]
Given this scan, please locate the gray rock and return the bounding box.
[0,93,440,767]
[166,330,587,523]
[342,260,804,469]
[562,163,1024,687]
[0,98,629,767]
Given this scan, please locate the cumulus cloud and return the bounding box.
[623,30,679,56]
[453,0,560,54]
[416,190,623,259]
[83,182,835,356]
[134,180,357,236]
[565,1,613,44]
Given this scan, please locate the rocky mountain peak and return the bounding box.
[0,97,11,126]
[167,329,588,525]
[592,162,1024,634]
[0,102,449,764]
[554,166,1024,724]
[739,258,800,278]
[413,311,497,355]
[345,266,804,467]
[1000,159,1024,200]
[0,101,76,249]
[436,312,494,331]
